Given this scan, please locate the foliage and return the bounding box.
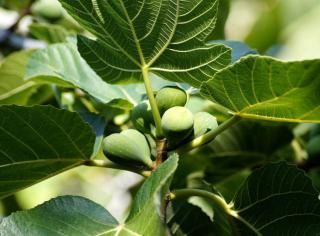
[0,0,320,235]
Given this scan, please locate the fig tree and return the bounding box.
[156,86,188,115]
[103,129,153,168]
[131,101,155,135]
[161,106,194,146]
[193,112,218,138]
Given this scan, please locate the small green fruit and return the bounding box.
[32,0,63,21]
[156,86,188,115]
[193,112,218,138]
[131,101,155,135]
[103,129,153,168]
[161,106,194,145]
[307,135,320,161]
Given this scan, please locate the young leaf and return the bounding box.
[0,156,179,235]
[233,162,320,235]
[59,0,231,87]
[201,56,320,122]
[0,51,38,105]
[0,105,95,199]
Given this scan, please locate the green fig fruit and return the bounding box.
[161,106,194,145]
[193,112,218,138]
[307,135,320,161]
[131,101,155,135]
[103,129,153,168]
[32,0,63,21]
[156,86,188,115]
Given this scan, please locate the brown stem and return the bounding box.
[156,138,168,167]
[161,192,172,225]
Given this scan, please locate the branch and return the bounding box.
[84,159,152,177]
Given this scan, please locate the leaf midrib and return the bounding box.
[0,81,36,100]
[73,0,140,67]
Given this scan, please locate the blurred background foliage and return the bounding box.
[0,0,320,222]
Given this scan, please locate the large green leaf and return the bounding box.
[0,105,95,199]
[0,51,38,105]
[233,162,320,235]
[59,0,231,87]
[201,56,320,122]
[0,156,179,235]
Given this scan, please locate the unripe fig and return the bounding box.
[193,112,218,138]
[103,129,153,168]
[307,135,320,161]
[131,101,155,135]
[32,0,63,21]
[156,86,188,115]
[161,106,194,145]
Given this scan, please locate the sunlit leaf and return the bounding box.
[202,56,320,123]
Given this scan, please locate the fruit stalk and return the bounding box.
[155,138,168,167]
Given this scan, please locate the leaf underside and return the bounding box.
[59,0,231,87]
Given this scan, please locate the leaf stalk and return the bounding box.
[175,115,241,154]
[170,189,236,216]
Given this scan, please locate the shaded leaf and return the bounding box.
[59,0,231,87]
[167,202,217,236]
[0,105,95,199]
[233,162,320,235]
[201,56,320,123]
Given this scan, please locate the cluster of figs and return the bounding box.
[103,86,219,169]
